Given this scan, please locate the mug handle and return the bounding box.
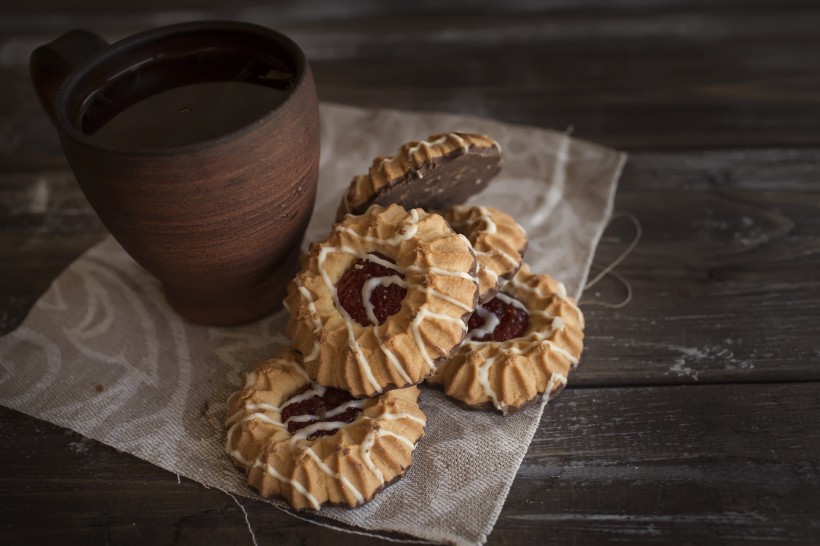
[30,30,109,123]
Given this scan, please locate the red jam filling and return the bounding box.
[280,386,361,439]
[467,295,529,342]
[336,252,407,327]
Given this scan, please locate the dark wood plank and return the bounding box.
[0,171,105,332]
[1,2,818,544]
[2,2,820,156]
[502,382,820,544]
[1,148,816,384]
[579,183,820,386]
[1,382,818,545]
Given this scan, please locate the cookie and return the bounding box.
[427,263,584,414]
[336,133,502,221]
[225,352,427,510]
[285,203,479,397]
[443,205,527,303]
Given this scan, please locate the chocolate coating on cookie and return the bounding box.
[336,133,502,221]
[225,353,426,510]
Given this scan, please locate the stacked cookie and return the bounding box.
[225,133,585,510]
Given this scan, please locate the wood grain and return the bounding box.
[1,383,818,545]
[2,2,820,155]
[2,149,817,383]
[1,1,818,544]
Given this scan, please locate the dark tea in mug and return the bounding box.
[31,22,320,325]
[79,46,295,149]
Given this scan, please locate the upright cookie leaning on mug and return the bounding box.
[336,132,502,220]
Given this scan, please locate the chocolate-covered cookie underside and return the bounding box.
[225,362,426,509]
[353,134,501,216]
[369,150,499,212]
[295,208,478,393]
[460,276,584,413]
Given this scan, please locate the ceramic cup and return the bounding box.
[30,21,320,325]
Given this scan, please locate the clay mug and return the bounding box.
[29,21,320,325]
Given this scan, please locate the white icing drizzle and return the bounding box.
[289,420,350,442]
[359,431,384,485]
[234,448,322,509]
[527,309,558,318]
[466,293,526,342]
[225,402,280,426]
[230,449,254,467]
[411,308,468,369]
[475,247,519,270]
[304,208,477,392]
[298,285,323,361]
[467,305,500,341]
[542,372,568,404]
[405,282,474,312]
[555,281,585,327]
[317,246,382,393]
[231,412,284,429]
[282,384,327,408]
[509,274,583,328]
[373,326,413,384]
[336,209,420,246]
[509,274,543,297]
[303,447,365,505]
[362,275,405,325]
[466,328,579,366]
[360,427,421,487]
[545,341,581,367]
[224,411,286,455]
[335,247,399,270]
[462,208,522,289]
[405,263,476,282]
[477,206,498,234]
[494,292,528,312]
[405,134,450,155]
[229,400,425,509]
[375,429,417,450]
[364,274,474,314]
[378,412,427,426]
[468,287,540,410]
[459,277,582,410]
[473,260,491,282]
[251,457,321,510]
[283,398,366,426]
[242,371,258,389]
[476,354,503,411]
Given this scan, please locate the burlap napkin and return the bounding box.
[0,103,624,545]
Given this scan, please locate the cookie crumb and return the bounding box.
[94,384,104,393]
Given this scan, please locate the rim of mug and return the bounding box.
[54,20,310,156]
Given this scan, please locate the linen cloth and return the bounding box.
[0,103,624,545]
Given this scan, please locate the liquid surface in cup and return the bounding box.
[79,47,294,149]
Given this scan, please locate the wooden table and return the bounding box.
[1,1,818,544]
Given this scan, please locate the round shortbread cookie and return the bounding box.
[225,352,426,510]
[427,263,584,414]
[286,203,479,397]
